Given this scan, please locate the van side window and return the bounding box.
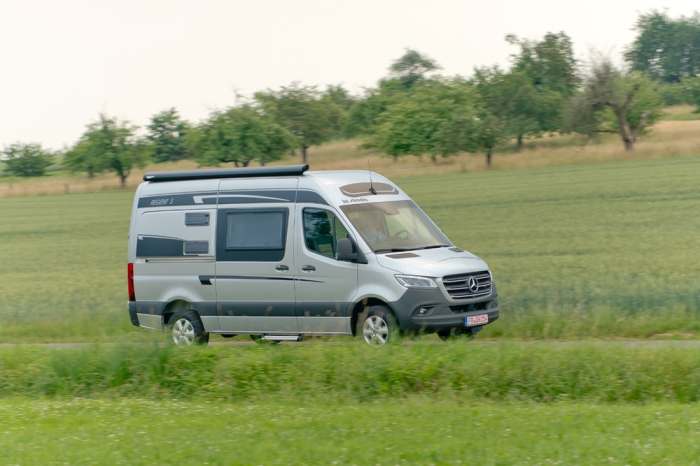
[303,208,350,259]
[217,208,288,261]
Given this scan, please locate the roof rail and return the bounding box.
[143,164,309,183]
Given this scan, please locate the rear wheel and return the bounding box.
[169,310,209,346]
[357,305,399,346]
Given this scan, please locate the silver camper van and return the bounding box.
[127,165,499,346]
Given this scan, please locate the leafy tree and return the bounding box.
[2,143,53,177]
[474,33,578,150]
[683,76,700,112]
[566,60,663,151]
[472,110,507,168]
[626,11,700,83]
[508,32,579,96]
[345,50,441,137]
[64,137,104,178]
[66,115,148,187]
[389,48,440,89]
[146,108,189,163]
[194,106,296,167]
[254,83,344,164]
[473,67,563,150]
[345,78,408,137]
[369,80,482,163]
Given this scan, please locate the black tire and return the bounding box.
[169,309,209,346]
[356,304,399,346]
[437,329,452,341]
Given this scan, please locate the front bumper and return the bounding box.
[389,286,499,332]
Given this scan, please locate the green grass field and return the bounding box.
[3,342,700,402]
[1,155,699,341]
[3,398,700,465]
[2,154,700,465]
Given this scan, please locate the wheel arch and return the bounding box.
[350,296,397,336]
[162,299,194,326]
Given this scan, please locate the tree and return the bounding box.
[472,110,507,168]
[626,11,700,83]
[2,143,53,177]
[345,78,408,137]
[474,32,578,151]
[566,59,663,151]
[194,106,296,167]
[508,32,579,96]
[254,83,344,164]
[389,48,440,89]
[146,108,189,163]
[66,115,147,187]
[369,80,483,163]
[473,67,563,150]
[683,76,700,112]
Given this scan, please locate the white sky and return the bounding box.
[0,0,696,149]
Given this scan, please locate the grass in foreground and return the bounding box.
[4,342,700,402]
[1,155,699,341]
[2,398,699,465]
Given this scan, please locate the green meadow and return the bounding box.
[3,397,700,465]
[1,155,699,341]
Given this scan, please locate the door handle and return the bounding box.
[301,265,316,272]
[275,264,289,271]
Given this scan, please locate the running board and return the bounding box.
[261,335,302,341]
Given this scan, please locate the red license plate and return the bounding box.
[466,314,489,327]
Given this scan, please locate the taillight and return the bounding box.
[127,262,135,302]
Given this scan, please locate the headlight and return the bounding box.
[395,274,437,288]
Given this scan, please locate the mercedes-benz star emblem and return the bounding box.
[467,276,479,293]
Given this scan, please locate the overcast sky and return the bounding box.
[0,0,696,149]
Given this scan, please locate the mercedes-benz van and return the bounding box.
[127,164,499,346]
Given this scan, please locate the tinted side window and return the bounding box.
[303,208,349,259]
[217,208,288,261]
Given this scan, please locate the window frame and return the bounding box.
[216,207,289,262]
[301,206,353,261]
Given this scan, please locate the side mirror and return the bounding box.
[336,237,358,262]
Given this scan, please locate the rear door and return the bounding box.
[293,205,358,335]
[214,178,298,334]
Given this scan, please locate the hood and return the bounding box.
[375,247,490,277]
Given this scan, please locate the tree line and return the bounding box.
[3,10,700,182]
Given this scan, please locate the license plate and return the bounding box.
[465,314,489,327]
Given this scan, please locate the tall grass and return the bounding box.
[3,342,700,402]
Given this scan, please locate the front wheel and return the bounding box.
[357,305,399,346]
[169,310,209,346]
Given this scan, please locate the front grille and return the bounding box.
[442,271,492,299]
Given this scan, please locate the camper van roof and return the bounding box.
[143,164,309,183]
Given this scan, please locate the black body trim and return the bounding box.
[389,287,499,332]
[198,275,323,284]
[144,164,309,182]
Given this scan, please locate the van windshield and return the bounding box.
[340,200,450,253]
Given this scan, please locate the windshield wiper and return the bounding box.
[374,248,413,254]
[374,245,449,254]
